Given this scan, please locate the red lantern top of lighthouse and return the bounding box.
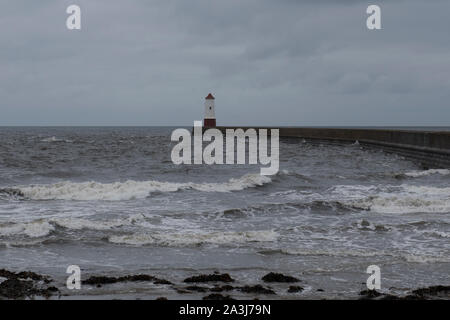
[205,93,215,100]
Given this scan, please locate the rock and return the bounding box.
[82,274,157,285]
[39,286,60,299]
[287,286,304,293]
[183,273,234,283]
[239,285,276,295]
[202,293,235,300]
[411,285,450,298]
[379,294,410,300]
[261,272,299,283]
[82,276,120,285]
[153,279,172,285]
[122,274,156,282]
[156,297,168,300]
[361,220,370,227]
[0,269,51,282]
[374,225,389,232]
[0,279,34,299]
[0,269,57,299]
[0,188,25,199]
[210,285,234,292]
[360,285,450,300]
[402,295,424,300]
[176,289,190,294]
[185,286,208,292]
[359,289,382,299]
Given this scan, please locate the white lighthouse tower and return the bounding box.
[204,93,216,127]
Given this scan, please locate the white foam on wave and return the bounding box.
[334,184,450,214]
[108,230,278,246]
[268,247,450,263]
[0,220,54,238]
[273,184,450,214]
[17,173,271,201]
[51,213,150,230]
[40,136,73,143]
[51,217,128,231]
[0,214,153,238]
[0,213,204,239]
[421,230,450,239]
[404,169,450,177]
[402,253,450,263]
[278,247,388,258]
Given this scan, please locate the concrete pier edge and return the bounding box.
[213,127,450,169]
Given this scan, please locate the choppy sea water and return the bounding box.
[0,127,449,299]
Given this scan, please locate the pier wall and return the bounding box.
[215,127,450,168]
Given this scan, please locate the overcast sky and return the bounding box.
[1,0,449,126]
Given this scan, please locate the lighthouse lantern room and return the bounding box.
[204,93,216,127]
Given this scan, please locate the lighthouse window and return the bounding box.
[209,107,212,110]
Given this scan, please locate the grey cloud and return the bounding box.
[0,0,449,126]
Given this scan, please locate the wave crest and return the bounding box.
[275,184,450,214]
[109,230,278,246]
[326,184,450,214]
[0,188,25,200]
[404,169,450,178]
[0,220,54,238]
[259,248,450,263]
[15,173,272,201]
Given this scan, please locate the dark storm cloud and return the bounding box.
[0,0,449,125]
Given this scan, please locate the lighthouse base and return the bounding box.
[204,119,216,127]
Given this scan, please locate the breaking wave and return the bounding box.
[259,248,450,263]
[0,220,54,238]
[261,248,389,258]
[333,185,450,214]
[108,230,278,246]
[274,184,450,214]
[0,214,152,239]
[0,213,278,248]
[402,253,450,263]
[51,217,133,231]
[14,173,272,201]
[404,169,450,178]
[40,136,73,143]
[0,188,25,200]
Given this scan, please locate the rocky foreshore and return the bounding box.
[0,269,59,299]
[359,286,450,300]
[0,268,448,300]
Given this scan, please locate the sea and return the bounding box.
[0,127,449,299]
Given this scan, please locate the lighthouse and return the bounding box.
[204,93,216,127]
